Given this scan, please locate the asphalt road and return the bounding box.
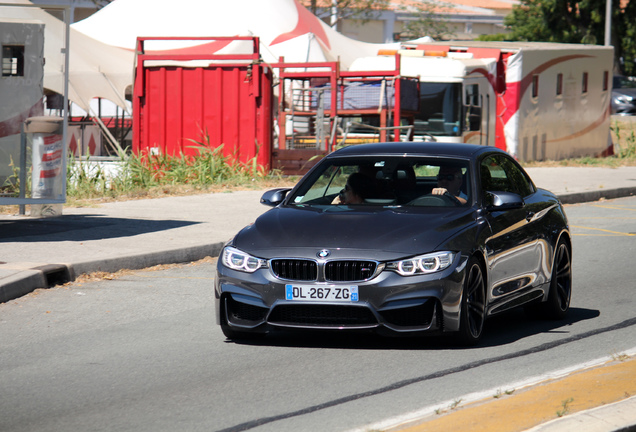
[1,196,636,432]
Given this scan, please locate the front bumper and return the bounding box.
[214,254,468,337]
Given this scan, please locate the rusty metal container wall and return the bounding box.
[134,63,272,169]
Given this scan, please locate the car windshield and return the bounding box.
[288,156,470,207]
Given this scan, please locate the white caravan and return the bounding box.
[349,41,614,161]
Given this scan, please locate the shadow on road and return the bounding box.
[478,307,601,347]
[0,215,199,242]
[225,307,602,350]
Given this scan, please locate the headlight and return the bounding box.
[387,251,455,276]
[221,246,267,273]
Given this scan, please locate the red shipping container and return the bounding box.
[133,37,273,169]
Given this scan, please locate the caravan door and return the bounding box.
[462,77,494,146]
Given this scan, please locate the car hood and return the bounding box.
[232,205,475,260]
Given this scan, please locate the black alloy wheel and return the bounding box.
[545,240,572,319]
[458,257,486,345]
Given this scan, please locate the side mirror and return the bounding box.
[485,191,524,212]
[260,188,292,207]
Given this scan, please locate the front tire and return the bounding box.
[457,257,486,345]
[543,240,572,319]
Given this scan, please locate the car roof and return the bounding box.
[327,142,503,159]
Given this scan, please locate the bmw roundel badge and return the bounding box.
[317,249,331,258]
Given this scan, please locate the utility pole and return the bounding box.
[604,0,611,46]
[331,0,337,28]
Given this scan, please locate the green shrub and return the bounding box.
[66,135,283,200]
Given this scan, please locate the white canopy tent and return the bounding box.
[4,0,406,115]
[1,0,134,113]
[71,0,397,69]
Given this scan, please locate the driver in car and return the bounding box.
[432,166,467,204]
[333,172,375,205]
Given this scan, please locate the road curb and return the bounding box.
[67,242,224,279]
[1,242,224,303]
[558,187,636,204]
[0,268,48,303]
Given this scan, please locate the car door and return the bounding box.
[480,154,547,313]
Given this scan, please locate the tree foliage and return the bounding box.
[397,1,455,40]
[305,0,391,27]
[613,0,636,74]
[304,0,453,40]
[504,0,636,75]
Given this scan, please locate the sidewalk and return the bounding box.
[0,189,269,302]
[2,165,636,432]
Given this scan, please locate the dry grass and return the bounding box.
[64,176,299,206]
[0,176,299,215]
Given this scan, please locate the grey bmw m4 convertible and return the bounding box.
[215,142,572,345]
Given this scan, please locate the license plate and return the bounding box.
[285,284,358,302]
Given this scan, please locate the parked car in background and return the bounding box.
[215,143,572,345]
[612,75,636,115]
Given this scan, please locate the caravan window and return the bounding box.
[531,75,539,99]
[465,84,479,106]
[2,45,24,77]
[413,83,462,137]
